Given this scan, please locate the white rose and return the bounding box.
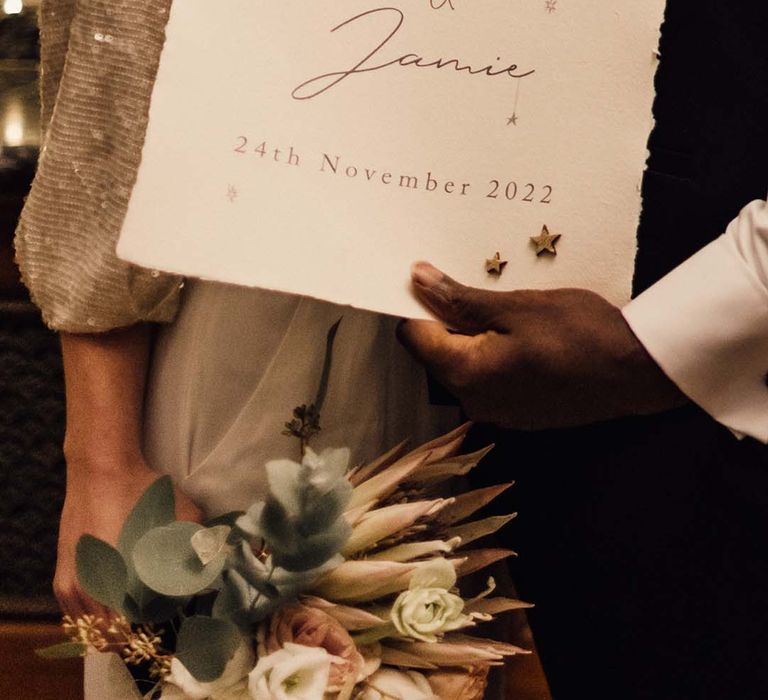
[248,643,334,700]
[161,641,255,700]
[391,587,469,643]
[359,669,438,700]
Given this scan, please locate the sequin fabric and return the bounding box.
[14,0,182,332]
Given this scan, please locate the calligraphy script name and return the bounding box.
[292,7,535,101]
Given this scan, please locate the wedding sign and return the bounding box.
[118,0,666,319]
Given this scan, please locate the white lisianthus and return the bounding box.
[248,643,336,700]
[359,669,438,700]
[391,587,468,643]
[390,559,470,643]
[161,640,254,700]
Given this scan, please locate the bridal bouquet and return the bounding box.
[40,424,528,699]
[40,325,529,699]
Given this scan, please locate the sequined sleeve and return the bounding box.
[14,0,182,333]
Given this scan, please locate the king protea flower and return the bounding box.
[304,424,531,675]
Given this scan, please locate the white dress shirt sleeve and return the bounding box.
[623,198,768,443]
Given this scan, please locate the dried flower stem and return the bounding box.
[62,614,173,680]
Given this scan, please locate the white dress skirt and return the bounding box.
[142,279,458,516]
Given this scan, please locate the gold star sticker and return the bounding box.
[485,252,508,275]
[530,225,561,256]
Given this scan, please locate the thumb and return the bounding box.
[411,262,504,334]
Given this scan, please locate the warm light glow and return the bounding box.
[3,102,25,147]
[2,0,23,14]
[4,120,23,147]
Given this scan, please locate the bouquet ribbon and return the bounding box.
[84,652,144,700]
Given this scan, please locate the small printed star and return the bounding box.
[545,0,558,13]
[507,113,519,126]
[530,225,561,256]
[485,252,508,275]
[226,185,238,203]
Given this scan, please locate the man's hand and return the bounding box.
[398,262,686,430]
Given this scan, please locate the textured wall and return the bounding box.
[0,9,58,618]
[0,309,63,619]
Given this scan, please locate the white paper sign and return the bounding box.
[119,0,665,319]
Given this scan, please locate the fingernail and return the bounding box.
[411,262,444,289]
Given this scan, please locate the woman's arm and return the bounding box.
[56,325,201,620]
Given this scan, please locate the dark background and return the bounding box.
[1,6,83,697]
[0,0,64,621]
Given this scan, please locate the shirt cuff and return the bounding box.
[623,231,768,443]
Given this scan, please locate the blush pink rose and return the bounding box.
[260,604,367,693]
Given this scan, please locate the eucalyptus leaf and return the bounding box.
[122,593,144,624]
[239,555,345,625]
[247,595,282,623]
[231,541,279,599]
[259,497,298,556]
[265,461,303,518]
[302,446,351,484]
[118,477,178,622]
[76,535,128,611]
[234,502,264,540]
[117,476,176,560]
[176,616,242,683]
[191,526,232,566]
[212,570,255,627]
[300,480,353,535]
[265,555,345,602]
[260,490,350,573]
[123,574,187,624]
[133,522,226,597]
[272,520,351,573]
[35,642,87,659]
